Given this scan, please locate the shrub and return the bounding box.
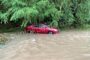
[0,34,8,44]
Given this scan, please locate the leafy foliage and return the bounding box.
[0,0,90,28]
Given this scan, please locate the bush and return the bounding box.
[0,34,8,44]
[0,0,90,28]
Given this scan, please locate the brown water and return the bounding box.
[0,30,90,60]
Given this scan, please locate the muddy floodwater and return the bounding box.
[0,30,90,60]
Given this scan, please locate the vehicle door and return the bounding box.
[39,25,49,33]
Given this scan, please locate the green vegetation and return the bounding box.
[0,34,8,44]
[0,0,90,29]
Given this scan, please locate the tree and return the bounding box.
[50,0,90,28]
[0,0,61,27]
[0,0,89,28]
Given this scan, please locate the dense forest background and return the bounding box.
[0,0,90,29]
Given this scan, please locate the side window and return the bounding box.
[41,25,48,28]
[34,25,39,27]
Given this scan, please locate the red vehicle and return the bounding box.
[25,24,59,34]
